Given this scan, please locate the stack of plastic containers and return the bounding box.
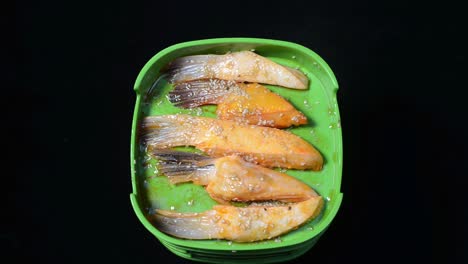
[130,38,343,263]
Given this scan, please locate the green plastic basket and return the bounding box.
[130,38,343,263]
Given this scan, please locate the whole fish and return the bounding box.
[168,79,307,128]
[164,51,309,89]
[152,149,318,204]
[152,196,323,242]
[141,115,323,170]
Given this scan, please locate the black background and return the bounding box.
[8,1,466,263]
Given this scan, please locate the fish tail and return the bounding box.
[163,55,216,83]
[152,210,219,240]
[151,149,215,184]
[168,79,239,108]
[141,116,193,148]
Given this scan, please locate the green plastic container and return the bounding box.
[130,38,343,263]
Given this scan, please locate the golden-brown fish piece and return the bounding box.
[164,51,309,89]
[151,196,323,242]
[169,80,307,128]
[151,149,318,204]
[141,115,323,170]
